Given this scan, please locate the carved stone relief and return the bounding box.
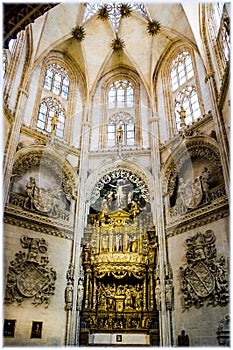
[162,138,228,234]
[4,235,57,307]
[11,148,76,203]
[180,230,229,309]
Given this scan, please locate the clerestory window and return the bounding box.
[43,63,70,100]
[170,51,194,92]
[168,49,202,131]
[108,80,134,109]
[36,97,66,138]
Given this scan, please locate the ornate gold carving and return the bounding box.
[4,236,57,307]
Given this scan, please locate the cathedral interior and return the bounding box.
[3,2,230,347]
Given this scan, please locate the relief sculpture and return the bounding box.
[4,236,57,307]
[180,230,229,309]
[23,176,64,216]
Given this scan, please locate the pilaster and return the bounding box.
[149,113,172,346]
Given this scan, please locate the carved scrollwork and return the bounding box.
[4,235,57,307]
[180,230,229,309]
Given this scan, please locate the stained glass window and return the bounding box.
[43,64,70,100]
[108,80,134,109]
[36,97,66,138]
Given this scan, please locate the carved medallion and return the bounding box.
[5,236,56,307]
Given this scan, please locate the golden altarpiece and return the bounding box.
[79,171,160,345]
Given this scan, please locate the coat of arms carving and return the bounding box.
[180,230,229,309]
[5,236,56,307]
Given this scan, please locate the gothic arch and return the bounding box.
[31,50,87,143]
[84,158,154,205]
[98,67,143,148]
[153,39,204,139]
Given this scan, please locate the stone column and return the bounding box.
[65,116,91,346]
[149,113,171,347]
[4,87,29,207]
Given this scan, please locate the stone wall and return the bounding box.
[3,223,72,346]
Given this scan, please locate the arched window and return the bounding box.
[168,49,202,131]
[43,64,70,100]
[174,86,201,130]
[108,80,134,109]
[107,112,135,146]
[170,51,194,91]
[36,97,66,138]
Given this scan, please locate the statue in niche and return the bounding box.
[176,177,188,212]
[155,279,161,311]
[77,278,84,311]
[117,124,123,144]
[65,281,73,310]
[51,111,59,135]
[200,167,211,202]
[115,233,123,251]
[24,177,38,210]
[165,278,173,310]
[134,284,143,311]
[124,287,133,310]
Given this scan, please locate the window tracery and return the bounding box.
[167,49,202,132]
[108,79,134,109]
[174,86,201,130]
[36,97,66,138]
[170,51,194,92]
[107,112,135,146]
[43,63,70,100]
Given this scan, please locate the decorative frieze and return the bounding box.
[4,209,73,240]
[4,235,57,307]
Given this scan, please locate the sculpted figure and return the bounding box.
[65,281,73,310]
[200,167,211,202]
[77,279,84,311]
[117,124,123,144]
[24,177,37,209]
[51,111,58,134]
